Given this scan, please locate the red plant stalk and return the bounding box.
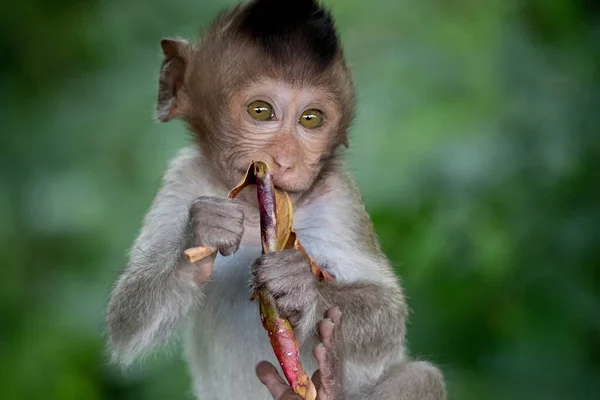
[252,162,317,400]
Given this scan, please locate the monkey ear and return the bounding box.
[157,38,190,122]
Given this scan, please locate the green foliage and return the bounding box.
[1,0,598,399]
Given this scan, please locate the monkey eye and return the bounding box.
[299,109,325,129]
[247,101,275,121]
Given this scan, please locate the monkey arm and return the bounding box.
[316,278,406,364]
[300,243,408,378]
[294,171,407,368]
[106,147,220,366]
[300,227,407,366]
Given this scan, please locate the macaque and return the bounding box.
[106,1,446,399]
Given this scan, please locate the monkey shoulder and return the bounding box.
[297,164,374,238]
[294,166,396,285]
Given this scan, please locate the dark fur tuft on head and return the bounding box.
[237,0,339,67]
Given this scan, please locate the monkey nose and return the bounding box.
[273,156,295,172]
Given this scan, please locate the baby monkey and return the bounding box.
[106,0,446,399]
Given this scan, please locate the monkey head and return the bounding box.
[156,0,355,193]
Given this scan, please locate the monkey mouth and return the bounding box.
[233,163,303,193]
[272,176,303,194]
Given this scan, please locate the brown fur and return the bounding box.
[157,2,355,184]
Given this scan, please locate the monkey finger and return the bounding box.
[318,317,335,349]
[313,343,330,379]
[325,307,342,326]
[210,220,244,239]
[316,310,345,399]
[314,342,329,367]
[311,370,323,391]
[325,307,344,356]
[256,361,301,400]
[312,370,334,400]
[218,242,240,257]
[313,343,336,397]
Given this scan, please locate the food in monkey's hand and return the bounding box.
[185,161,330,400]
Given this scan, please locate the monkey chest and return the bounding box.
[185,246,318,399]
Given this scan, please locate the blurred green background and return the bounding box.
[1,0,599,399]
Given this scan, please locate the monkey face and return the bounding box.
[219,78,343,193]
[155,0,356,194]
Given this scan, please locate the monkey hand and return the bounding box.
[188,195,245,256]
[251,249,319,326]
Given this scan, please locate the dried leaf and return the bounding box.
[274,189,293,251]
